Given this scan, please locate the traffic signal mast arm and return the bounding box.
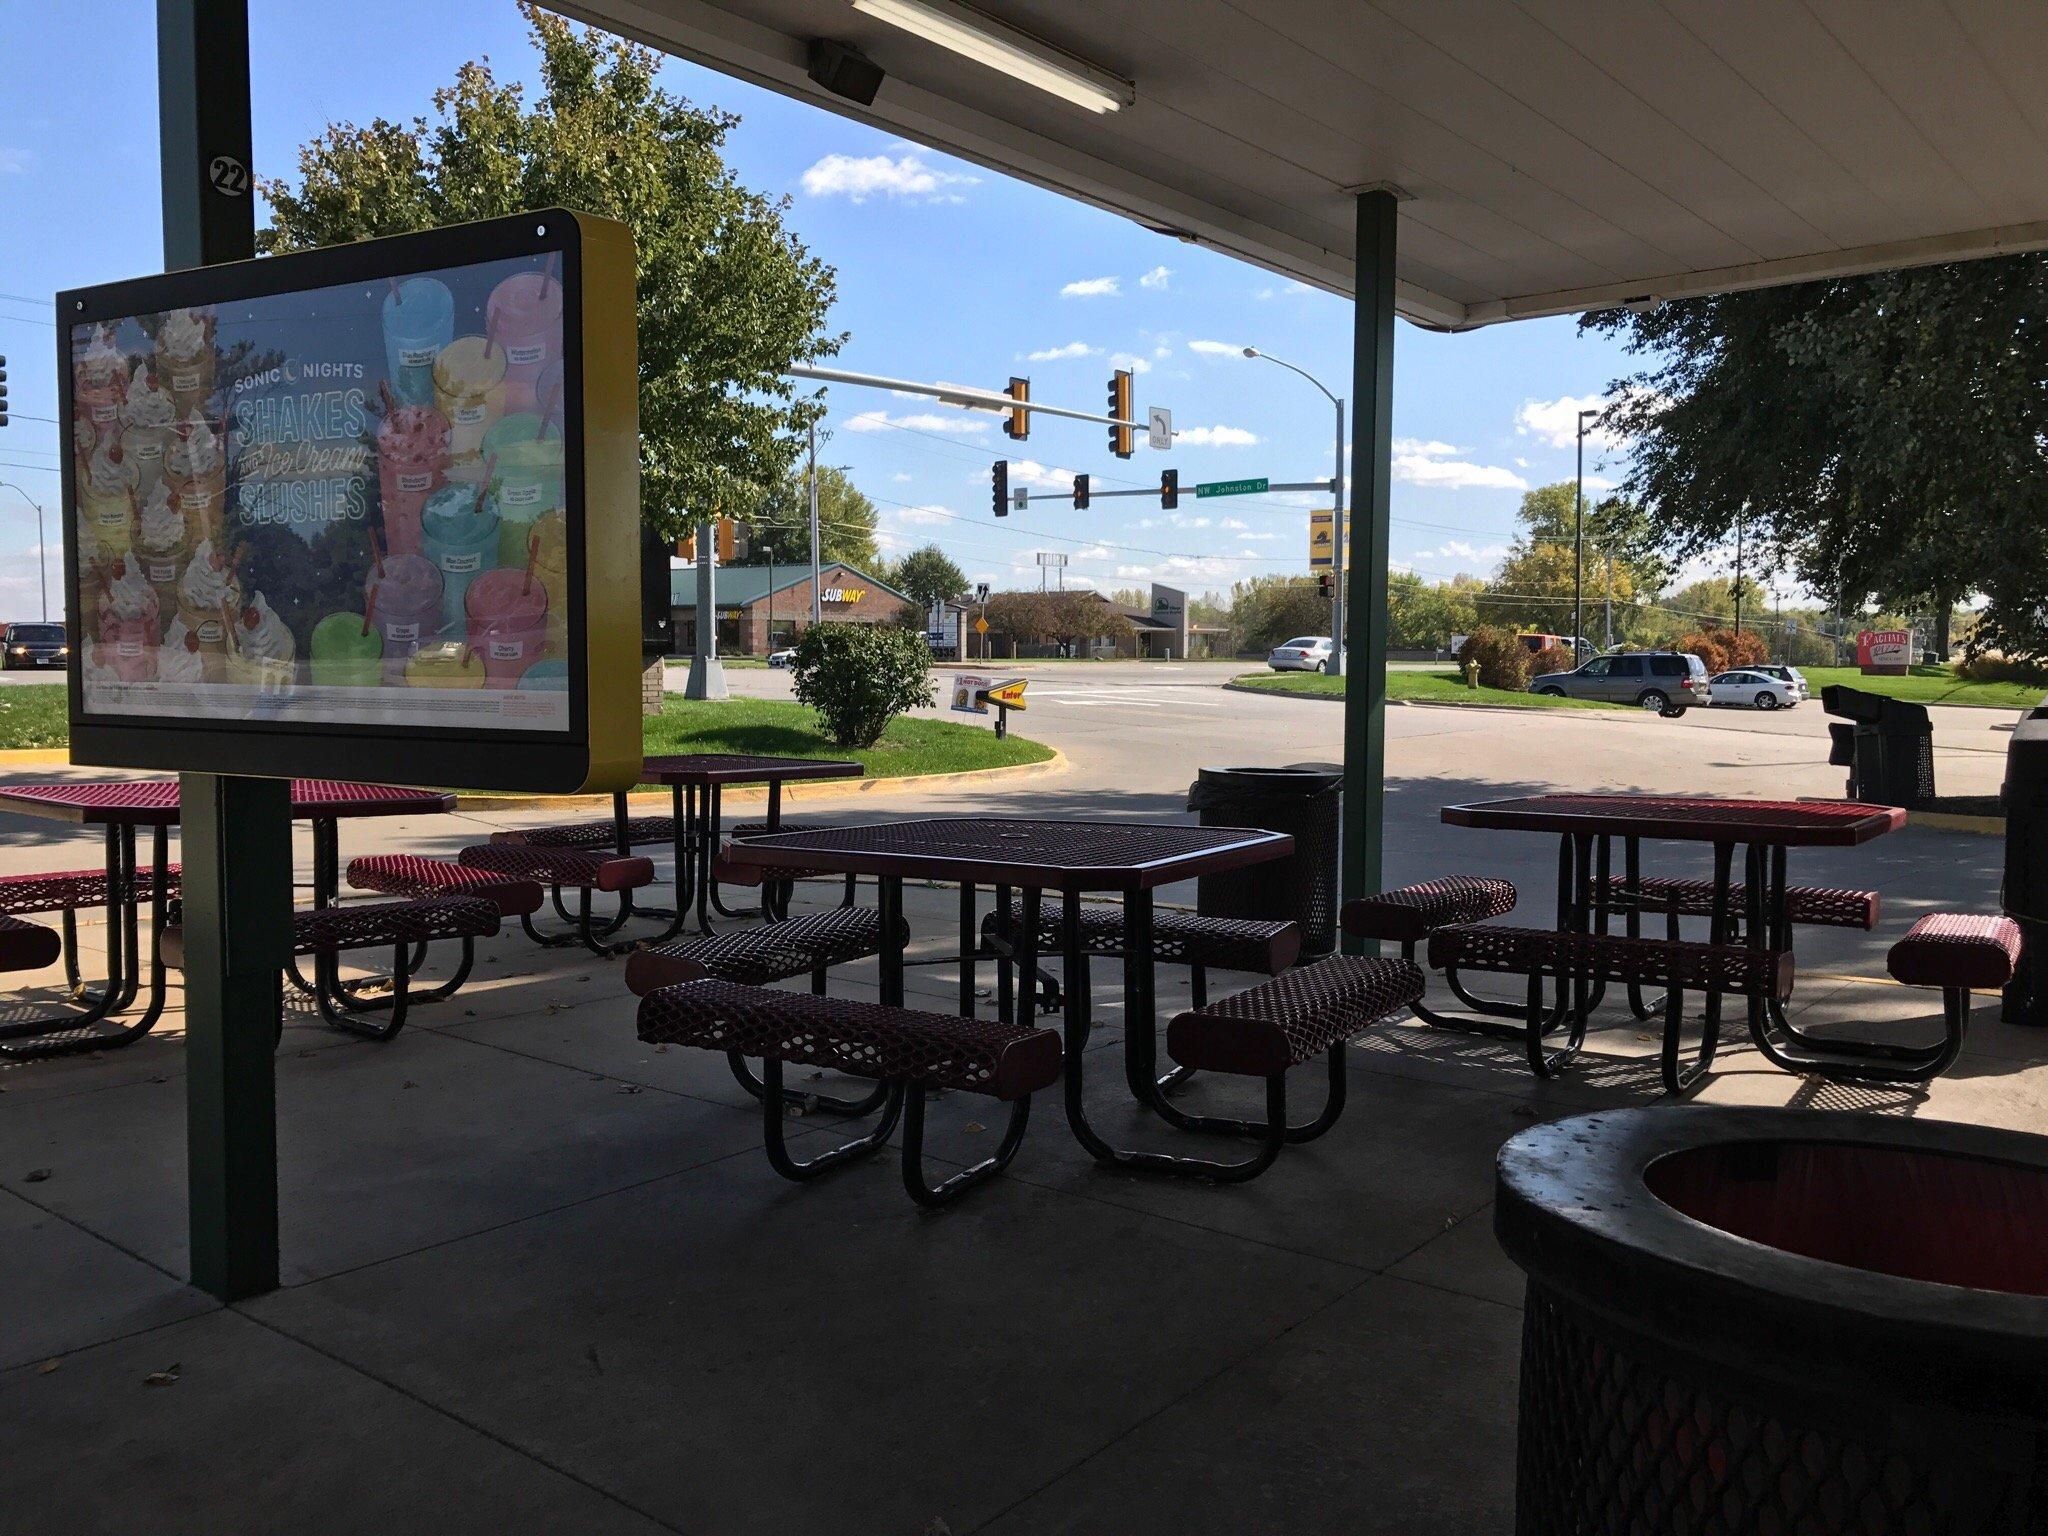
[997,470,1339,513]
[786,362,1148,435]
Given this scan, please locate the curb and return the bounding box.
[454,747,1066,813]
[0,748,74,767]
[1222,681,1640,720]
[1910,811,2004,836]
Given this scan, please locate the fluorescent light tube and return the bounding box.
[851,0,1135,113]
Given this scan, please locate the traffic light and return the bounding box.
[1073,473,1090,510]
[1003,376,1030,440]
[992,459,1009,517]
[675,531,695,562]
[1160,468,1178,509]
[1106,368,1133,458]
[0,355,8,429]
[1317,571,1333,600]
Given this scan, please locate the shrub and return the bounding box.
[790,622,934,747]
[1958,651,2048,685]
[1675,630,1731,676]
[1529,643,1576,677]
[1723,629,1770,669]
[1457,626,1532,690]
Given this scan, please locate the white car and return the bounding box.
[1754,663,1810,701]
[766,648,797,669]
[1268,636,1334,673]
[1708,669,1796,710]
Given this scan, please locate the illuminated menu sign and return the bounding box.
[60,211,644,793]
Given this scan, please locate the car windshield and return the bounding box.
[10,626,63,643]
[1280,638,1321,649]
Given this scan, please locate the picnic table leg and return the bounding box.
[994,883,1014,1024]
[0,824,141,1055]
[958,883,977,1017]
[705,785,750,924]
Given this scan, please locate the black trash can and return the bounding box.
[2002,704,2048,1024]
[1821,683,1934,807]
[1186,766,1341,955]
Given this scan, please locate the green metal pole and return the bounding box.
[160,0,293,1301]
[1341,190,1397,954]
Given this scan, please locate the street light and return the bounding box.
[1574,408,1599,660]
[1243,347,1347,678]
[0,481,48,622]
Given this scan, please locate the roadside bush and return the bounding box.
[1675,630,1731,675]
[1457,626,1531,690]
[790,622,934,747]
[1529,643,1576,677]
[1958,651,2048,686]
[1724,629,1770,669]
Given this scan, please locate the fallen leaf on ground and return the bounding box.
[23,1168,50,1183]
[37,1359,60,1375]
[143,1365,181,1387]
[964,1122,985,1134]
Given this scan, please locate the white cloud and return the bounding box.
[1061,275,1121,299]
[1238,530,1282,542]
[1153,344,1171,359]
[1115,555,1236,582]
[1413,539,1509,565]
[1168,513,1212,529]
[1581,473,1618,492]
[799,152,977,203]
[1008,459,1079,491]
[1176,424,1260,448]
[891,471,914,483]
[1186,338,1240,357]
[845,409,990,436]
[1025,341,1098,362]
[1392,437,1464,459]
[1516,393,1629,450]
[1138,265,1172,291]
[0,148,32,175]
[1392,451,1528,491]
[890,504,956,525]
[1108,350,1151,375]
[1220,517,1250,530]
[1253,280,1314,300]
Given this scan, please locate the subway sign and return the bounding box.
[821,586,866,604]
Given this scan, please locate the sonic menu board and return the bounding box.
[60,211,643,792]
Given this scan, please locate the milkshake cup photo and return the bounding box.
[99,617,158,683]
[79,438,138,561]
[432,335,507,480]
[227,593,298,694]
[99,556,162,646]
[530,508,571,655]
[310,608,385,688]
[156,618,206,688]
[73,329,130,447]
[155,306,216,416]
[135,481,189,616]
[374,388,450,557]
[485,264,562,414]
[380,276,454,407]
[516,658,568,693]
[165,413,227,545]
[465,557,550,687]
[421,480,500,633]
[176,538,240,683]
[364,547,445,683]
[404,639,486,690]
[121,362,177,500]
[482,413,565,566]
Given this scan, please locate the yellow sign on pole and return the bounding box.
[974,616,990,634]
[1308,509,1346,569]
[986,679,1028,710]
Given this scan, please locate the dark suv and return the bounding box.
[1,622,68,670]
[1528,651,1711,716]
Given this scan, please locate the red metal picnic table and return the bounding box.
[0,778,455,1058]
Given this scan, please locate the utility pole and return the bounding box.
[1733,514,1745,637]
[807,422,822,627]
[1575,408,1598,659]
[684,514,727,700]
[1245,348,1345,676]
[1604,553,1614,651]
[0,482,47,620]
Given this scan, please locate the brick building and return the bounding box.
[667,563,917,657]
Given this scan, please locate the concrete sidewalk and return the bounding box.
[1,786,2039,1534]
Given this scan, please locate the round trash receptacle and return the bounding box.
[1497,1106,2048,1535]
[1186,765,1340,954]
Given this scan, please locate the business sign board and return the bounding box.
[1308,509,1348,569]
[1857,628,1915,676]
[60,209,641,791]
[1150,582,1188,658]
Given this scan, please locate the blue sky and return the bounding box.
[0,0,1653,615]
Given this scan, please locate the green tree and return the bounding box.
[892,544,968,609]
[1387,571,1479,650]
[1227,575,1329,656]
[1586,258,2048,656]
[259,4,842,537]
[734,464,879,570]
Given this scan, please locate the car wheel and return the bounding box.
[1757,691,1781,711]
[1638,689,1670,714]
[1313,660,1326,674]
[1538,686,1565,698]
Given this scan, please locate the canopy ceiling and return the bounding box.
[556,0,2048,328]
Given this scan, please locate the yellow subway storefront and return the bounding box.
[667,563,917,656]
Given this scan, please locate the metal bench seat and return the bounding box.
[638,978,1062,1205]
[1600,875,1880,930]
[1427,923,1793,1090]
[624,907,889,994]
[347,854,544,918]
[1340,877,1518,944]
[458,842,659,956]
[983,899,1300,976]
[0,864,183,916]
[165,895,500,1041]
[487,816,676,850]
[0,913,62,972]
[1888,913,2022,991]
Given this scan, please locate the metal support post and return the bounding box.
[1341,189,1397,951]
[684,515,727,699]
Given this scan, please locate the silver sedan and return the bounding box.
[1708,669,1796,710]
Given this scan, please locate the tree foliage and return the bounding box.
[891,545,968,609]
[1586,256,2048,657]
[1456,627,1532,689]
[259,4,842,537]
[984,590,1134,649]
[1473,483,1657,640]
[1387,570,1478,650]
[733,464,878,570]
[1227,575,1330,656]
[789,622,933,747]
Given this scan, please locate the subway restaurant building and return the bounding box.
[668,563,917,656]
